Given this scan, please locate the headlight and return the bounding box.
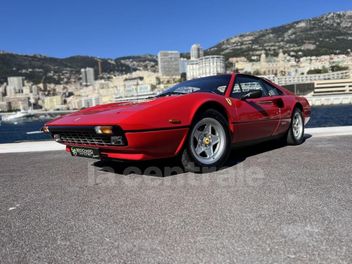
[95,126,113,135]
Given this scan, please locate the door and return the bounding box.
[229,75,281,143]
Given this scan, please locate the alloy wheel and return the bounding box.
[189,118,226,165]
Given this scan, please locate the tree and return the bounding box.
[330,65,348,72]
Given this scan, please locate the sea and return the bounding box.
[0,105,352,144]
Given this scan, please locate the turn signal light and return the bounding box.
[95,126,113,135]
[42,126,50,133]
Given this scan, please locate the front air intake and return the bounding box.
[48,126,127,146]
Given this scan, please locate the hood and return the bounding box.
[46,96,179,127]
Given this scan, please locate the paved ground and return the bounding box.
[0,136,351,263]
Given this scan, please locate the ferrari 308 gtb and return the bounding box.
[43,73,311,172]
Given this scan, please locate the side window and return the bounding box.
[261,80,282,96]
[237,76,268,97]
[231,78,242,99]
[217,85,227,94]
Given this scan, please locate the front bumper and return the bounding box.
[51,126,189,161]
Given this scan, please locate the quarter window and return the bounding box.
[261,80,282,96]
[231,79,242,99]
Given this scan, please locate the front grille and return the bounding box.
[59,131,112,146]
[49,126,127,146]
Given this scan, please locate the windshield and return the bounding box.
[157,75,231,97]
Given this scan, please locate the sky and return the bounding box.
[0,0,351,58]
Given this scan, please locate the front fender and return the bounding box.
[118,93,233,131]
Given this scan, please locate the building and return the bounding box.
[81,97,100,108]
[180,58,188,74]
[230,51,352,78]
[190,44,204,60]
[42,95,64,110]
[158,51,180,77]
[0,84,5,101]
[6,77,24,96]
[266,70,351,86]
[81,67,95,86]
[23,85,31,95]
[0,102,11,112]
[111,71,160,101]
[5,96,30,111]
[94,80,117,104]
[187,55,226,80]
[115,76,155,101]
[313,79,352,95]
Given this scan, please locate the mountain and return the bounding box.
[115,55,158,73]
[0,52,160,84]
[206,11,352,59]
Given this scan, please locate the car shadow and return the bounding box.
[224,139,287,167]
[92,157,183,178]
[92,134,312,177]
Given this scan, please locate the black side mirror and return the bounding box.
[241,90,262,100]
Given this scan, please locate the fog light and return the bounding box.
[53,134,61,142]
[95,126,113,135]
[111,136,124,145]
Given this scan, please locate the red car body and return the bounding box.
[44,73,311,161]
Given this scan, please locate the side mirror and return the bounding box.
[241,90,262,100]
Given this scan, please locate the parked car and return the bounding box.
[43,73,311,172]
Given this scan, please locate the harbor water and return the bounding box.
[0,105,352,144]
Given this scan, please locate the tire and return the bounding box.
[286,108,305,145]
[181,109,231,172]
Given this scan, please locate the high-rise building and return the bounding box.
[158,51,180,76]
[97,59,102,76]
[187,55,226,80]
[81,67,95,86]
[190,44,204,60]
[6,76,24,96]
[179,58,188,74]
[81,68,87,86]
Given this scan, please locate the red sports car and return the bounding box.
[43,73,311,172]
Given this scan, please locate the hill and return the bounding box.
[206,11,352,59]
[0,53,136,84]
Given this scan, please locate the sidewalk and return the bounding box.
[0,126,352,154]
[305,125,352,138]
[0,141,65,153]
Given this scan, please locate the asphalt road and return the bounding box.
[1,136,351,263]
